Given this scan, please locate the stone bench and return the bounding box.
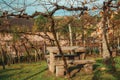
[56,64,65,77]
[55,60,95,77]
[46,46,86,74]
[55,54,79,60]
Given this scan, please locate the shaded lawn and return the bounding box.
[0,61,93,80]
[92,57,120,80]
[1,58,120,80]
[0,61,65,80]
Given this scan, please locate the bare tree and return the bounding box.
[0,0,120,78]
[101,0,119,61]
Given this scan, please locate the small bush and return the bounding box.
[114,56,120,69]
[93,47,99,54]
[100,73,117,80]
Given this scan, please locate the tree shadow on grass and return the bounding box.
[0,68,21,80]
[96,59,103,63]
[0,68,21,73]
[93,59,104,70]
[0,74,15,80]
[109,70,120,80]
[23,67,48,80]
[68,64,84,78]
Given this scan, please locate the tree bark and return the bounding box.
[7,53,11,66]
[50,17,71,78]
[69,24,73,46]
[102,30,111,60]
[102,1,112,61]
[24,37,41,61]
[22,42,31,63]
[0,46,6,69]
[81,26,85,47]
[12,44,20,63]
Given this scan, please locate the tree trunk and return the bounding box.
[102,31,111,60]
[56,32,59,41]
[12,44,19,63]
[22,42,31,63]
[34,48,41,61]
[117,26,120,49]
[102,2,112,61]
[7,53,11,66]
[34,50,37,62]
[23,37,41,61]
[81,26,85,47]
[69,23,73,46]
[0,46,6,69]
[1,56,5,69]
[50,17,71,78]
[43,40,46,54]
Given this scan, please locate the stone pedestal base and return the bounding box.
[56,65,65,77]
[83,64,93,74]
[80,53,85,60]
[74,56,79,60]
[112,51,116,57]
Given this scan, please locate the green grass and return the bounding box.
[0,57,120,80]
[0,61,65,80]
[92,57,120,80]
[0,61,93,80]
